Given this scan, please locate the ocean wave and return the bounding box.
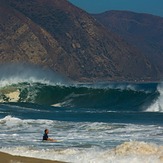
[1,141,163,163]
[0,115,54,127]
[0,82,159,112]
[0,63,70,88]
[0,115,163,162]
[146,83,163,112]
[98,141,163,163]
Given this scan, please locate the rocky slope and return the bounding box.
[0,0,160,82]
[93,11,163,80]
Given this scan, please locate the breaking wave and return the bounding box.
[0,115,163,163]
[0,80,162,112]
[0,63,69,87]
[146,83,163,112]
[0,64,162,112]
[1,141,163,163]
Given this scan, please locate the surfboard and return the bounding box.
[42,140,63,143]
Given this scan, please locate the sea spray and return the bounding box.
[0,63,70,87]
[0,141,162,163]
[146,83,163,112]
[0,104,163,163]
[0,68,163,163]
[0,82,160,111]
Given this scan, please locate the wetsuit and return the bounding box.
[43,133,48,140]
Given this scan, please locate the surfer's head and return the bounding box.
[44,129,49,134]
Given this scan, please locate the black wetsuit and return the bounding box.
[43,133,48,140]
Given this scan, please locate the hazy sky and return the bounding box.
[68,0,163,17]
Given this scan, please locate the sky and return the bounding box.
[68,0,163,17]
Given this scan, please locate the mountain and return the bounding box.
[0,0,160,82]
[93,11,163,80]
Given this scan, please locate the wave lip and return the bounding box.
[1,81,162,113]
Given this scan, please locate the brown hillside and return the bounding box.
[93,11,163,80]
[0,0,158,82]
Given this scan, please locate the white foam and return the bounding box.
[0,115,22,123]
[0,115,54,124]
[0,63,70,88]
[146,83,163,112]
[102,141,163,163]
[1,141,163,163]
[0,116,163,163]
[0,77,65,88]
[0,115,54,131]
[75,83,139,91]
[0,116,162,142]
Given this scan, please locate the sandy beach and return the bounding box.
[0,152,64,163]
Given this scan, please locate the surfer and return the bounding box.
[43,129,57,142]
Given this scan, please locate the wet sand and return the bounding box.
[0,152,65,163]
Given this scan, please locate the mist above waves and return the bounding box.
[0,63,70,87]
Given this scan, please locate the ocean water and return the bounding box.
[0,76,163,163]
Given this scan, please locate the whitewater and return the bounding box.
[0,68,163,163]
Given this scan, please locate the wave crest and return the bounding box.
[146,83,163,112]
[0,63,69,87]
[0,82,160,112]
[1,141,163,163]
[111,141,163,156]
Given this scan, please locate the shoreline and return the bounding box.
[0,151,65,163]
